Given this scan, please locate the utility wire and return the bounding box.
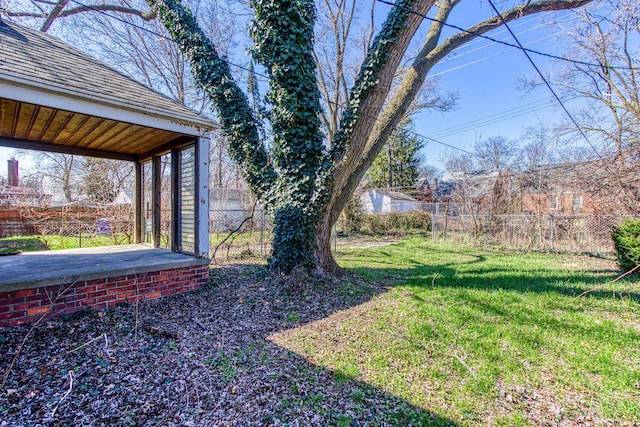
[59,0,615,172]
[429,97,577,139]
[375,0,639,71]
[484,0,613,173]
[434,13,578,67]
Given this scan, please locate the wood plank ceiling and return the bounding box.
[0,98,186,159]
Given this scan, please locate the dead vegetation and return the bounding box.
[0,266,442,427]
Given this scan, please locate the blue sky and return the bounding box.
[399,1,582,168]
[0,0,588,178]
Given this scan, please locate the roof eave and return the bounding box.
[0,71,218,136]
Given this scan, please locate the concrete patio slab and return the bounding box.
[0,245,210,292]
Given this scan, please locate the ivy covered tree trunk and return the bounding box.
[149,0,592,274]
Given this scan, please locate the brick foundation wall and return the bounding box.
[0,264,209,327]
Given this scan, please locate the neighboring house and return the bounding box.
[0,159,51,207]
[518,161,616,215]
[360,189,420,214]
[0,185,50,207]
[209,188,259,231]
[433,170,515,215]
[430,160,639,217]
[414,177,435,202]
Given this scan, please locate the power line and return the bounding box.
[484,0,612,173]
[429,97,575,139]
[58,0,609,171]
[375,0,639,71]
[434,13,579,67]
[428,31,566,79]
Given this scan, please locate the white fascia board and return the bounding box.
[0,75,218,135]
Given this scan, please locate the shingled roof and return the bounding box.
[0,19,215,142]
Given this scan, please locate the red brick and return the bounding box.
[138,283,154,291]
[0,311,23,320]
[52,303,70,312]
[4,297,25,307]
[47,284,63,293]
[144,291,161,299]
[0,291,11,299]
[76,285,96,294]
[25,294,46,303]
[117,291,134,300]
[26,306,51,316]
[86,290,107,298]
[14,301,41,311]
[65,293,89,302]
[126,296,141,304]
[14,288,37,297]
[90,302,108,310]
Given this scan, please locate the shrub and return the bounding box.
[612,218,640,272]
[360,210,431,235]
[342,196,365,233]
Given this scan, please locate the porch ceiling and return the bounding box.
[0,99,187,160]
[0,19,216,161]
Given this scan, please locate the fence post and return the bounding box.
[431,213,435,241]
[260,209,264,257]
[549,215,555,250]
[483,217,487,247]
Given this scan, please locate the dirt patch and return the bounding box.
[336,237,402,249]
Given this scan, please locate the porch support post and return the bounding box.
[134,161,142,243]
[195,136,210,258]
[152,155,162,248]
[171,148,180,252]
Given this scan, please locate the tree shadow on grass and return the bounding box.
[1,244,632,426]
[345,246,636,302]
[341,246,640,351]
[0,263,459,426]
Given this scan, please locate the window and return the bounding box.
[572,195,583,211]
[548,196,559,210]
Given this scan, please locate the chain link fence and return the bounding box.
[209,208,273,260]
[431,214,626,254]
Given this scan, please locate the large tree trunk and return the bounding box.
[314,0,593,273]
[316,218,340,274]
[270,205,318,272]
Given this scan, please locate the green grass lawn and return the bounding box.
[0,234,133,251]
[271,238,640,426]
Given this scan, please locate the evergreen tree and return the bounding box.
[368,119,424,188]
